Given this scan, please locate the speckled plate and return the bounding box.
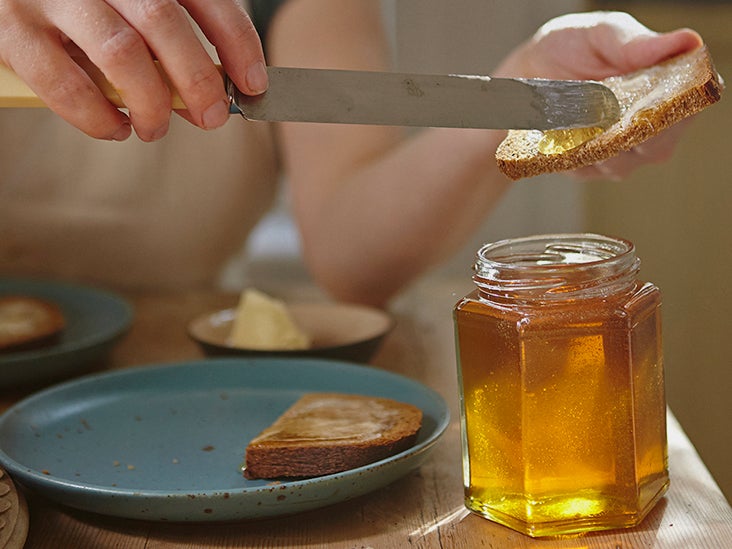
[0,358,449,522]
[0,278,133,388]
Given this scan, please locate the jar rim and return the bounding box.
[476,233,634,270]
[473,233,639,299]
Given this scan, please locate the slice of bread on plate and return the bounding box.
[243,392,423,479]
[0,296,65,352]
[496,46,724,180]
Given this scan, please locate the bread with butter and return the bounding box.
[496,46,724,180]
[0,296,65,352]
[243,393,423,479]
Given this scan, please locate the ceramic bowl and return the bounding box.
[188,302,394,363]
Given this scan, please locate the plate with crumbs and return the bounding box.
[0,358,449,521]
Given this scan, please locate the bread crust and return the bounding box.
[496,46,725,180]
[244,392,423,479]
[0,295,65,352]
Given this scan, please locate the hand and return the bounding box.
[0,0,268,141]
[496,11,704,180]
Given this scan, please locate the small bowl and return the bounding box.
[188,302,394,363]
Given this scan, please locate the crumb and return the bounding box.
[127,464,135,470]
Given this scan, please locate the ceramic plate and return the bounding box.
[0,358,449,521]
[0,278,133,388]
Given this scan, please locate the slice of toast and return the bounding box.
[0,296,65,352]
[496,46,724,180]
[243,392,423,479]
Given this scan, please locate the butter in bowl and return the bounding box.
[188,289,394,363]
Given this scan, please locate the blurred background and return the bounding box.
[234,0,731,502]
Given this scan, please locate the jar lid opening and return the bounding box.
[476,234,633,270]
[473,234,639,299]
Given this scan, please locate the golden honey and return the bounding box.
[453,234,668,537]
[538,127,604,155]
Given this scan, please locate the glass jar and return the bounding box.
[453,234,668,537]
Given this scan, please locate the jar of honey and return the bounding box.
[453,234,669,537]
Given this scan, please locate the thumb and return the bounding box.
[623,28,704,71]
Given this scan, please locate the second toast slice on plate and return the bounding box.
[244,392,423,479]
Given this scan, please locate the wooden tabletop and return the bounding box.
[3,277,732,548]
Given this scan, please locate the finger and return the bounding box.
[622,28,704,71]
[570,164,608,182]
[570,150,643,181]
[590,158,629,181]
[633,120,690,164]
[10,51,133,141]
[572,112,694,181]
[1,37,132,140]
[45,0,173,141]
[105,0,232,132]
[577,143,663,181]
[181,0,268,96]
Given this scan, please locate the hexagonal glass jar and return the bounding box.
[453,234,668,537]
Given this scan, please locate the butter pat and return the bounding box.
[227,289,311,350]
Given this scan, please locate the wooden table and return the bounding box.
[2,277,731,548]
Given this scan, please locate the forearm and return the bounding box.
[288,125,511,307]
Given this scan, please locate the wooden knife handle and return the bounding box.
[0,59,216,110]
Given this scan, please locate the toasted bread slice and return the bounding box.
[0,296,65,352]
[496,46,724,180]
[244,392,423,479]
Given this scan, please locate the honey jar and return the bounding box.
[453,234,669,537]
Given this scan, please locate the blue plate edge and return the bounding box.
[0,277,134,362]
[0,357,450,521]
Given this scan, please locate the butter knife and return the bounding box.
[0,62,620,130]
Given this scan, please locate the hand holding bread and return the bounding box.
[493,12,722,180]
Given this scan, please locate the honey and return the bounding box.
[538,126,604,155]
[453,234,668,537]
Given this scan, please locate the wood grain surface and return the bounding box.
[2,279,731,548]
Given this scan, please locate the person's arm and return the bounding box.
[268,5,703,307]
[268,0,510,307]
[0,0,267,141]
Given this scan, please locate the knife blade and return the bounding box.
[227,67,620,130]
[0,62,620,130]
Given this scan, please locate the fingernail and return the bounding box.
[111,122,132,141]
[202,99,230,129]
[246,61,269,94]
[149,122,170,141]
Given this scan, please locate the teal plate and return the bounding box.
[0,358,449,521]
[0,278,133,388]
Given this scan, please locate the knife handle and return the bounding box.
[0,59,209,110]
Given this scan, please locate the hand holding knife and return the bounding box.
[0,61,620,131]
